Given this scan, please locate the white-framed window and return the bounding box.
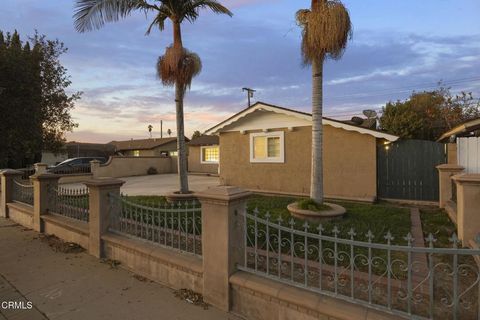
[133,150,140,157]
[169,151,178,157]
[250,131,284,163]
[201,146,219,164]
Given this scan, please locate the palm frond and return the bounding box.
[145,6,170,34]
[298,0,352,64]
[183,0,232,23]
[74,0,154,32]
[157,45,202,93]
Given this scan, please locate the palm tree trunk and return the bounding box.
[175,84,189,193]
[172,21,189,194]
[310,57,324,204]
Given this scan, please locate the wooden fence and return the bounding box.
[458,137,480,173]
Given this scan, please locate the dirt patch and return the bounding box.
[174,289,209,310]
[133,274,148,282]
[100,258,121,269]
[40,234,85,254]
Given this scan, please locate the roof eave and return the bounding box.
[205,102,399,142]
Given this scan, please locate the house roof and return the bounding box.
[109,137,179,151]
[188,135,219,146]
[65,142,116,152]
[205,101,399,142]
[437,118,480,142]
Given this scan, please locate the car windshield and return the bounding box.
[56,159,75,166]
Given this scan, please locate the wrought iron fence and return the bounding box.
[48,186,89,222]
[51,165,91,175]
[12,179,33,206]
[239,209,480,320]
[18,167,35,180]
[108,194,202,256]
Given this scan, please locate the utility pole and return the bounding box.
[160,120,163,139]
[242,88,256,107]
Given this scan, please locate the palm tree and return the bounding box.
[74,0,232,194]
[296,0,352,204]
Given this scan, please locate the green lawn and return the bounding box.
[247,195,411,245]
[420,208,457,247]
[71,193,410,245]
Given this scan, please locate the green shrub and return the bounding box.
[297,198,331,212]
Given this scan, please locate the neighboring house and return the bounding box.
[109,137,185,157]
[66,142,116,158]
[187,135,219,175]
[41,142,115,166]
[205,102,398,202]
[437,117,480,172]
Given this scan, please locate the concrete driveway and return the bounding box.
[117,174,220,196]
[63,174,220,196]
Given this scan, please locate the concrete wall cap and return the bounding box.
[452,174,480,184]
[0,169,24,176]
[84,178,125,187]
[30,173,61,181]
[196,186,251,201]
[437,164,465,171]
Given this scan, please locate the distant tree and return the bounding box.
[380,86,480,140]
[191,130,201,140]
[148,124,153,138]
[0,31,79,168]
[296,0,352,205]
[32,33,81,154]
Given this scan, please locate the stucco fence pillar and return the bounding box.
[90,160,101,178]
[84,179,125,258]
[31,173,60,232]
[0,170,23,218]
[34,163,48,175]
[437,164,465,208]
[452,174,480,245]
[196,186,251,312]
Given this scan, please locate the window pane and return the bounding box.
[267,137,280,158]
[202,147,219,162]
[253,136,267,159]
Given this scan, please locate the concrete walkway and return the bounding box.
[62,174,220,196]
[0,219,239,320]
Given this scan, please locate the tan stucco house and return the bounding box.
[205,102,399,202]
[109,137,186,157]
[187,135,219,175]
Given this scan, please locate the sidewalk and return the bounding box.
[0,218,240,320]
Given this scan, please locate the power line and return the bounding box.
[326,76,480,101]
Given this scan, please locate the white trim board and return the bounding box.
[205,102,399,142]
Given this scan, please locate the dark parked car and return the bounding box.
[47,157,106,174]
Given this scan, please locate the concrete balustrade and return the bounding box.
[34,163,48,175]
[84,178,125,258]
[196,186,251,311]
[0,170,23,218]
[31,173,60,232]
[452,174,480,244]
[437,164,465,208]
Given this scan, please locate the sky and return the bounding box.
[1,0,480,143]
